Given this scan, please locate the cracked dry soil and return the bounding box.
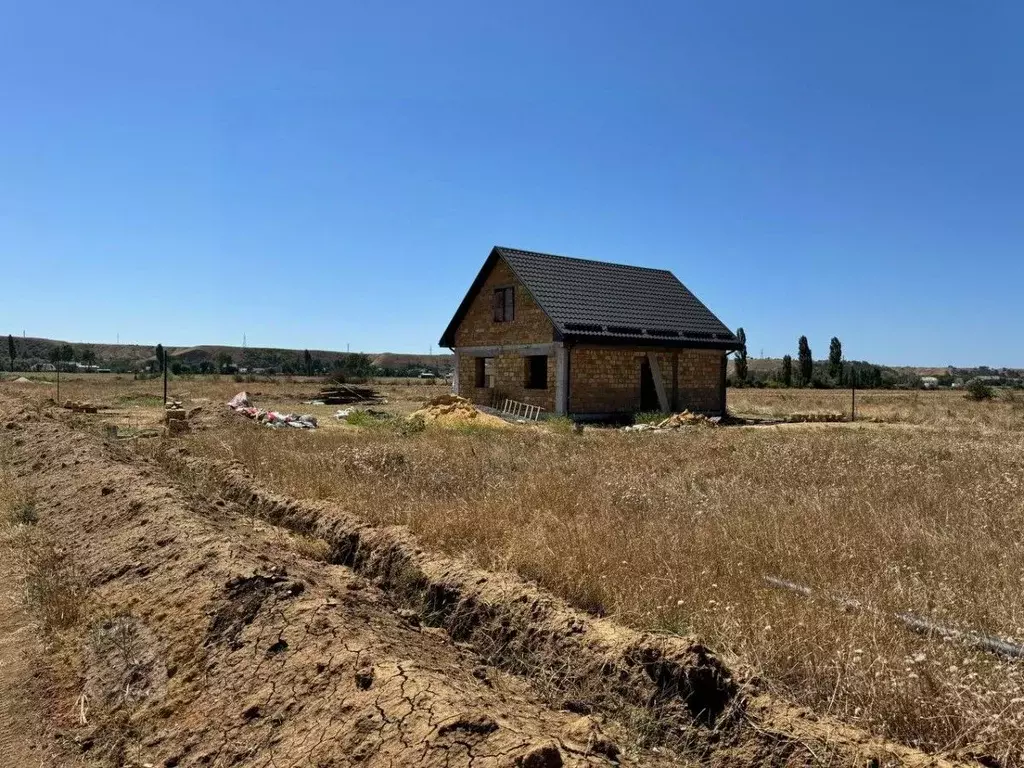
[0,394,679,768]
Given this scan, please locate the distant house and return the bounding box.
[921,376,939,390]
[439,246,741,416]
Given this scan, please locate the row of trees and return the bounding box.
[732,330,886,388]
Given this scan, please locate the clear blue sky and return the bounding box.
[2,2,1022,366]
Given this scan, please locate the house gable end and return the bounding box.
[440,248,557,348]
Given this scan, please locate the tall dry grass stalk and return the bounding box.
[186,395,1024,762]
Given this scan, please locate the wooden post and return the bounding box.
[851,368,856,421]
[163,349,168,405]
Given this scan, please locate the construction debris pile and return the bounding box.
[622,410,718,432]
[407,394,510,428]
[308,382,382,405]
[227,391,318,429]
[63,400,98,414]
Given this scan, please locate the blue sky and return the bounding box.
[2,2,1022,366]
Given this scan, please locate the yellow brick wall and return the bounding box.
[568,346,724,414]
[453,258,555,347]
[677,348,725,413]
[457,351,556,412]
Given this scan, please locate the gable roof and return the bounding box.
[440,246,740,350]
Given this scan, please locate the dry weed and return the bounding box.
[185,394,1024,762]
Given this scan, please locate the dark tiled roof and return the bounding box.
[440,246,739,349]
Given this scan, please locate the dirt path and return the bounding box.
[0,391,969,767]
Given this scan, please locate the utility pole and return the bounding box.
[163,348,168,405]
[851,368,856,422]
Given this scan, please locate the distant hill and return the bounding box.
[3,336,453,375]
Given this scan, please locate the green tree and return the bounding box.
[797,336,813,386]
[781,354,793,387]
[734,328,748,384]
[304,349,313,376]
[155,344,165,372]
[216,351,233,372]
[332,352,374,379]
[50,343,74,370]
[7,334,15,373]
[828,337,842,382]
[80,347,96,367]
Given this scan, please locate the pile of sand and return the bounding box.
[408,394,510,428]
[12,377,33,384]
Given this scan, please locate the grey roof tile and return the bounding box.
[440,246,739,349]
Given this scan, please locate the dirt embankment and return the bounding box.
[0,391,967,767]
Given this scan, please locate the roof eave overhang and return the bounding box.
[561,334,740,351]
[438,247,503,348]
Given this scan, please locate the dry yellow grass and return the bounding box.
[193,388,1024,762]
[9,375,1024,761]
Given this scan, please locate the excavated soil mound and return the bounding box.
[160,445,966,768]
[0,391,967,768]
[409,394,510,428]
[0,394,667,767]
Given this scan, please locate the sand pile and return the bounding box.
[12,377,33,384]
[408,394,510,428]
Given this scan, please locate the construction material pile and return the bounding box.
[407,394,510,428]
[623,410,718,432]
[165,402,189,435]
[63,400,98,414]
[312,382,381,405]
[227,391,318,429]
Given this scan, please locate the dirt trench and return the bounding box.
[0,393,966,767]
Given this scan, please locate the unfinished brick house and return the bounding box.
[439,246,741,417]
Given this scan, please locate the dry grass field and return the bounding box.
[5,372,1024,763]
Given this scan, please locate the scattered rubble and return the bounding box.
[63,400,99,414]
[408,394,510,428]
[227,391,318,429]
[622,410,717,432]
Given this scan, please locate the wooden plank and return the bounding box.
[646,351,670,412]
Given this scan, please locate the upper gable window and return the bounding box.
[492,287,515,323]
